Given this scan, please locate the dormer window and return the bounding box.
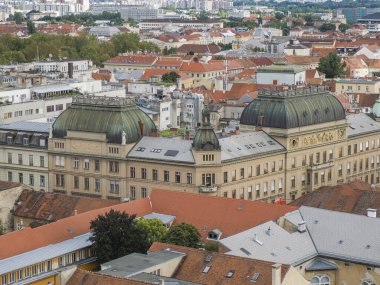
[207,229,222,240]
[39,138,46,147]
[23,137,29,145]
[6,136,12,144]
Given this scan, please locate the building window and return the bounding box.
[130,167,136,178]
[54,142,64,149]
[55,156,65,166]
[109,180,120,194]
[40,156,45,167]
[271,180,275,192]
[56,174,64,187]
[109,161,119,173]
[141,168,147,179]
[23,137,29,145]
[291,176,295,188]
[187,173,192,184]
[29,154,34,166]
[19,173,23,184]
[1,275,7,285]
[18,269,23,280]
[164,170,169,182]
[29,174,34,186]
[25,267,30,278]
[152,169,158,181]
[278,177,283,191]
[7,153,12,164]
[84,159,89,170]
[263,182,268,194]
[32,264,38,276]
[240,168,244,179]
[18,153,23,165]
[73,157,79,169]
[141,187,147,198]
[39,262,45,273]
[202,173,215,186]
[7,171,12,182]
[74,176,79,189]
[94,159,100,171]
[311,275,330,285]
[40,175,45,187]
[95,179,101,192]
[175,171,181,183]
[130,186,136,200]
[223,171,228,183]
[84,178,89,190]
[256,165,260,176]
[362,281,376,285]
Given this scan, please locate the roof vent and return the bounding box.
[205,255,212,262]
[297,221,307,233]
[253,234,263,246]
[226,270,234,278]
[367,208,377,218]
[338,240,343,244]
[366,245,371,249]
[240,247,251,256]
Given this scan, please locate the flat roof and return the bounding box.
[0,121,51,133]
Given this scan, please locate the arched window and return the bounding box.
[311,275,330,285]
[362,281,376,285]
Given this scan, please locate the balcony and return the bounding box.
[307,161,334,171]
[199,185,218,193]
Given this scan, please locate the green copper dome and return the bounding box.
[192,125,220,151]
[52,96,156,144]
[372,96,380,118]
[240,86,346,129]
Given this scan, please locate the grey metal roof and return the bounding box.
[347,113,380,137]
[0,233,92,275]
[0,121,51,133]
[143,212,176,224]
[100,250,185,278]
[299,206,380,267]
[131,272,201,285]
[220,131,285,161]
[127,137,195,164]
[220,211,317,265]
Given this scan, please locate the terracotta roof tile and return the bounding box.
[0,181,20,191]
[149,189,297,239]
[141,69,190,81]
[67,269,150,285]
[180,61,224,73]
[105,54,157,65]
[290,180,380,216]
[177,44,221,54]
[149,242,290,285]
[13,189,119,223]
[0,190,297,259]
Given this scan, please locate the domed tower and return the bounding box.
[48,95,157,199]
[192,103,221,195]
[52,95,156,144]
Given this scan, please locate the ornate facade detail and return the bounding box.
[72,95,135,107]
[302,131,335,146]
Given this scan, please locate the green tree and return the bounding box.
[204,242,219,252]
[162,71,180,83]
[27,20,36,34]
[89,209,150,262]
[198,10,209,20]
[12,12,25,24]
[136,218,167,244]
[338,23,352,32]
[318,52,345,79]
[163,47,177,55]
[163,222,201,248]
[319,22,336,32]
[304,14,314,26]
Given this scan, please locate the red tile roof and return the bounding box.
[180,61,224,73]
[0,189,297,259]
[177,44,221,54]
[0,181,21,191]
[141,69,190,81]
[13,189,119,224]
[290,180,380,217]
[105,54,157,66]
[67,270,150,285]
[149,242,290,285]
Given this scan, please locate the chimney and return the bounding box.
[74,209,78,216]
[221,128,226,137]
[367,208,377,218]
[255,115,264,131]
[297,221,306,233]
[138,121,145,136]
[272,264,281,285]
[235,126,240,135]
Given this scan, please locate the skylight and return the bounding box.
[226,270,235,278]
[251,273,260,282]
[136,147,145,152]
[240,247,251,256]
[151,148,161,153]
[202,266,211,273]
[205,255,212,262]
[164,150,179,157]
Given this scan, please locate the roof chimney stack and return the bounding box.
[367,208,377,218]
[297,221,306,233]
[272,263,281,285]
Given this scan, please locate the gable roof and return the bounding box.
[177,44,221,54]
[290,180,380,217]
[180,61,224,73]
[0,190,296,259]
[67,270,151,285]
[13,189,119,223]
[105,54,157,66]
[149,242,290,285]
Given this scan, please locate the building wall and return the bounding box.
[335,80,380,96]
[0,185,23,232]
[256,71,306,85]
